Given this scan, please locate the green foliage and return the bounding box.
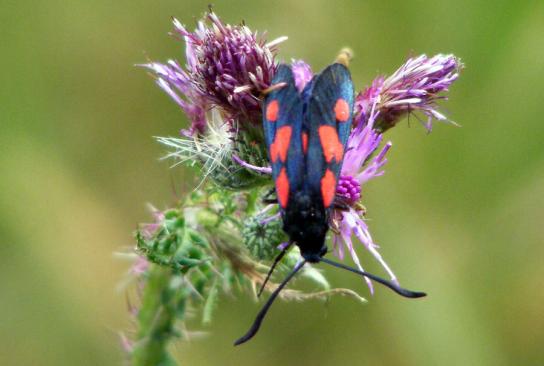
[132,206,214,364]
[136,210,212,272]
[131,186,276,363]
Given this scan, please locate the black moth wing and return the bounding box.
[263,65,304,210]
[304,63,355,209]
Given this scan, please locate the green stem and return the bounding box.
[132,265,185,366]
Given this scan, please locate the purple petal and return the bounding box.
[232,154,272,174]
[291,59,313,92]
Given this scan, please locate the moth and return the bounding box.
[235,63,425,346]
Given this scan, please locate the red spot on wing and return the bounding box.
[302,132,308,154]
[321,169,336,208]
[270,126,292,163]
[276,168,290,208]
[334,98,350,122]
[266,100,279,122]
[318,126,344,163]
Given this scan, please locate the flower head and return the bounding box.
[142,12,286,135]
[328,55,463,292]
[355,54,463,132]
[173,12,282,124]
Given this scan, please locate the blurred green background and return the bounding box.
[2,0,543,364]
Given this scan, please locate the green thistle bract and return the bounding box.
[242,215,285,260]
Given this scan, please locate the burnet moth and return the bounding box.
[234,63,426,346]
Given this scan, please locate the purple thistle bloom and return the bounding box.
[355,54,463,132]
[173,12,283,124]
[332,55,463,291]
[142,12,286,134]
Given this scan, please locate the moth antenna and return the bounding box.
[234,259,307,346]
[257,242,293,297]
[319,257,426,299]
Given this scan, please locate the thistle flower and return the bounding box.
[182,12,283,122]
[355,54,463,132]
[142,11,286,188]
[142,12,285,133]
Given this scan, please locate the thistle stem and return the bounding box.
[132,265,185,366]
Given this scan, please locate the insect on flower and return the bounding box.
[140,10,462,350]
[234,61,426,346]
